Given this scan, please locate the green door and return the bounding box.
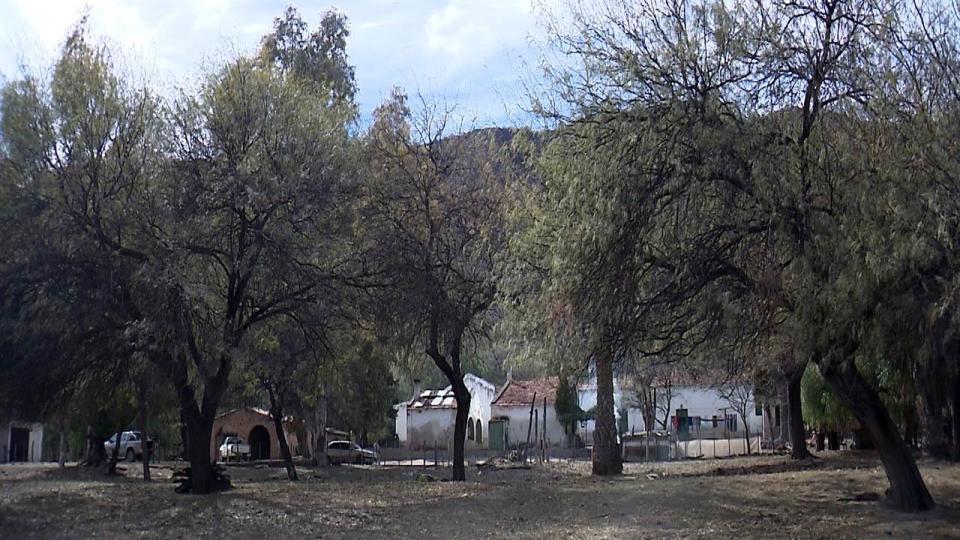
[677,408,689,439]
[489,419,506,451]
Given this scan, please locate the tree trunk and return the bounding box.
[787,368,813,459]
[138,383,151,481]
[637,381,656,431]
[179,411,190,461]
[921,387,949,458]
[83,425,107,467]
[158,348,231,493]
[819,357,934,512]
[273,414,298,481]
[827,430,840,451]
[314,396,328,466]
[183,412,216,493]
[592,343,622,476]
[763,403,774,441]
[58,417,66,468]
[107,429,123,476]
[950,381,960,462]
[742,413,752,455]
[426,320,470,481]
[268,398,298,481]
[904,400,918,449]
[451,380,471,481]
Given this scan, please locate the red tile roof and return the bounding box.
[493,377,560,407]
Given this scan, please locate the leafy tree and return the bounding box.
[524,0,955,510]
[259,6,356,107]
[554,372,584,445]
[359,89,505,480]
[801,363,855,432]
[0,20,356,492]
[326,337,398,446]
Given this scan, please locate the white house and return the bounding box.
[490,377,568,449]
[622,383,765,438]
[394,374,496,449]
[1,418,44,463]
[576,363,766,443]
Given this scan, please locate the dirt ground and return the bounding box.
[1,452,959,539]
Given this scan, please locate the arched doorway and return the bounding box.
[249,425,271,460]
[475,419,482,445]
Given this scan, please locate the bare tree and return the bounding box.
[717,381,755,455]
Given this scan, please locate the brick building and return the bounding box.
[210,407,299,462]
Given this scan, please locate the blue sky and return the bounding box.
[0,0,555,127]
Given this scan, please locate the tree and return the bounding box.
[526,0,944,509]
[717,381,755,455]
[241,323,319,481]
[325,336,398,446]
[625,364,675,431]
[145,55,353,492]
[0,24,159,473]
[554,372,585,446]
[359,89,505,480]
[259,6,356,107]
[0,20,356,492]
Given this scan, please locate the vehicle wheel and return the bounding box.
[126,448,135,462]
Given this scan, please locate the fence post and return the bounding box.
[645,431,650,462]
[697,421,701,457]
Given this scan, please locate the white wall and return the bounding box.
[623,386,763,436]
[395,403,408,444]
[576,383,623,413]
[406,408,456,448]
[29,424,43,462]
[492,405,566,448]
[464,374,496,447]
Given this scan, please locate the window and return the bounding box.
[712,415,718,428]
[755,404,763,416]
[475,419,483,444]
[467,419,475,440]
[726,414,738,432]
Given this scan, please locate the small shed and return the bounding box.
[1,419,44,463]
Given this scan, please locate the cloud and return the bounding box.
[424,0,533,73]
[0,0,547,126]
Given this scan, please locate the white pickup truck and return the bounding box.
[219,436,251,462]
[104,431,153,462]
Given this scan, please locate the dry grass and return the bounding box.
[2,452,959,539]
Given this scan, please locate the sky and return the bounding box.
[0,0,556,127]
